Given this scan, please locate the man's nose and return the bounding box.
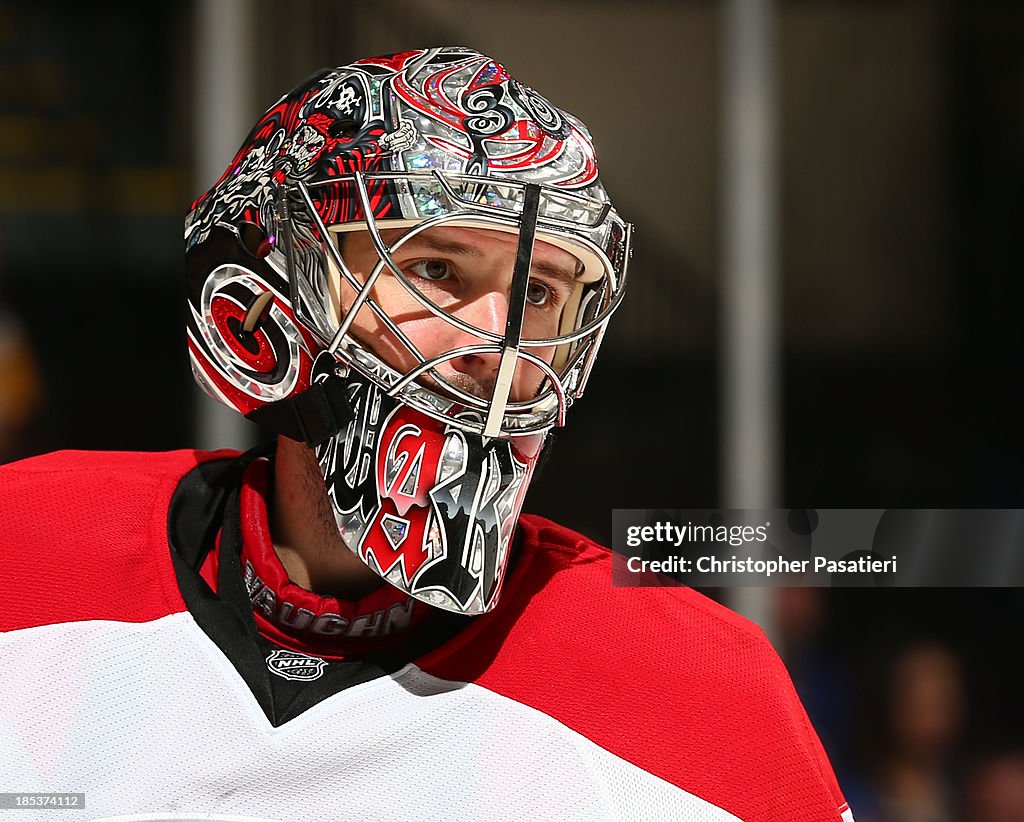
[446,289,510,389]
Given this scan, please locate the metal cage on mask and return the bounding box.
[185,47,634,616]
[269,169,631,442]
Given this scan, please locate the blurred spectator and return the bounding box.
[965,751,1024,822]
[873,641,966,822]
[778,588,854,767]
[0,299,43,461]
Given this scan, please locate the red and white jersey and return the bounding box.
[0,450,854,822]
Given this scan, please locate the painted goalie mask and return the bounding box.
[185,47,631,615]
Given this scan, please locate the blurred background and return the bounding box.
[0,1,1020,818]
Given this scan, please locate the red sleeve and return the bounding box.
[0,449,234,632]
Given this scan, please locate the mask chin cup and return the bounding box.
[312,363,545,615]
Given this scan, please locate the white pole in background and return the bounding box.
[191,0,257,451]
[720,0,780,640]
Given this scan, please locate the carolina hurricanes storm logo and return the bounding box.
[391,52,598,187]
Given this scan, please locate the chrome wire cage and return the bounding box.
[275,170,632,438]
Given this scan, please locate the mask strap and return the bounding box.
[245,372,353,446]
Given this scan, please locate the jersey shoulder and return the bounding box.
[421,514,850,822]
[0,448,238,632]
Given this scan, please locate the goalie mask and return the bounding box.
[185,47,631,615]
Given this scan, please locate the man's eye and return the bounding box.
[526,280,553,307]
[408,260,452,281]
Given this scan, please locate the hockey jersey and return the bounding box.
[0,449,854,821]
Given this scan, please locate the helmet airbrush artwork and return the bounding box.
[185,47,631,615]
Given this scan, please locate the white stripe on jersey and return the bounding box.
[1,614,740,822]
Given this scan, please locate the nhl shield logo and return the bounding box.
[266,649,327,682]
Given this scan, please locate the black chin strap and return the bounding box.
[245,374,354,446]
